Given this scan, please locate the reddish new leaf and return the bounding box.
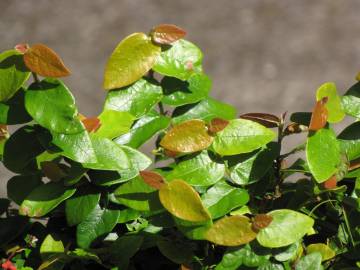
[308,97,328,131]
[151,24,186,45]
[208,118,229,134]
[322,175,337,190]
[24,44,71,77]
[349,158,360,171]
[14,43,29,54]
[1,260,16,270]
[81,117,101,133]
[140,170,166,190]
[252,214,273,232]
[239,113,280,128]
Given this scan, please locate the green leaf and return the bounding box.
[157,237,193,264]
[172,97,237,125]
[117,208,141,223]
[25,79,84,134]
[7,175,42,205]
[229,142,280,185]
[76,205,119,248]
[0,89,32,125]
[159,179,211,222]
[273,241,301,262]
[213,119,276,156]
[306,243,335,262]
[153,39,203,80]
[103,32,161,90]
[67,249,101,264]
[202,181,249,219]
[259,262,285,270]
[256,209,314,248]
[94,110,134,139]
[104,78,163,118]
[19,182,76,217]
[112,176,162,211]
[0,49,30,102]
[65,187,101,226]
[295,253,323,270]
[40,234,64,260]
[166,151,225,186]
[306,127,341,182]
[338,122,360,161]
[205,215,257,246]
[115,111,171,148]
[108,235,143,268]
[316,82,345,123]
[341,81,360,118]
[52,130,97,164]
[161,73,211,106]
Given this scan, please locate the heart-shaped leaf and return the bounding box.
[159,179,211,222]
[160,119,213,153]
[151,24,186,45]
[204,215,257,246]
[316,82,345,123]
[308,97,328,131]
[103,33,161,90]
[213,119,276,156]
[0,50,30,102]
[24,44,71,77]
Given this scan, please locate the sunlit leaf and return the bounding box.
[240,113,280,128]
[306,243,335,261]
[341,81,360,118]
[40,234,64,260]
[151,24,186,44]
[140,170,166,190]
[308,97,328,131]
[24,43,71,77]
[295,253,322,270]
[94,110,134,139]
[316,82,345,123]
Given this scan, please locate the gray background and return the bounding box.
[1,0,360,195]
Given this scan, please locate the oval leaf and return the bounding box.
[24,44,71,77]
[103,33,161,90]
[160,119,213,153]
[151,24,186,45]
[159,179,211,222]
[316,82,345,123]
[205,216,257,246]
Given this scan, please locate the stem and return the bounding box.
[274,112,286,194]
[32,72,40,83]
[342,206,355,247]
[308,199,337,218]
[158,102,165,115]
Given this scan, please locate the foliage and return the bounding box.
[1,24,360,270]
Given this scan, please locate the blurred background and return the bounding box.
[1,0,360,195]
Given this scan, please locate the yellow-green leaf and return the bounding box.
[103,33,161,90]
[316,82,345,123]
[306,243,335,261]
[40,234,64,260]
[204,215,257,246]
[159,179,211,222]
[160,119,213,153]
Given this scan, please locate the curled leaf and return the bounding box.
[308,97,328,131]
[81,117,101,133]
[24,44,71,77]
[208,118,229,134]
[239,113,280,128]
[140,170,166,190]
[151,24,186,45]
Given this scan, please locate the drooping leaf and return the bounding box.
[151,24,186,45]
[160,119,213,153]
[103,33,161,90]
[295,253,323,270]
[240,113,280,128]
[316,82,345,123]
[104,78,163,118]
[140,170,166,189]
[306,127,341,183]
[204,216,257,246]
[25,79,84,134]
[0,49,30,102]
[213,119,276,156]
[159,179,211,222]
[202,181,249,219]
[341,81,360,118]
[153,39,203,80]
[93,110,134,139]
[338,121,360,161]
[19,182,76,217]
[76,205,119,248]
[306,243,335,261]
[40,234,65,260]
[308,97,328,131]
[0,89,32,124]
[23,44,71,77]
[256,209,314,248]
[161,73,212,106]
[115,110,170,148]
[166,151,225,186]
[172,97,237,125]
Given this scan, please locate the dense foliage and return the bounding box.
[0,24,360,270]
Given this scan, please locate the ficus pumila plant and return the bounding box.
[0,24,360,270]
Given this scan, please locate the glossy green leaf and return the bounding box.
[117,208,141,223]
[213,119,276,156]
[153,39,203,80]
[115,110,171,148]
[7,175,42,205]
[94,110,134,139]
[202,181,249,219]
[316,82,345,123]
[166,151,225,186]
[76,205,119,248]
[338,122,360,161]
[157,238,193,264]
[229,142,280,185]
[65,187,101,226]
[259,262,285,270]
[25,79,84,134]
[0,49,30,102]
[103,32,161,90]
[113,176,162,211]
[159,179,211,222]
[40,234,64,260]
[172,97,237,125]
[306,127,341,182]
[161,73,211,106]
[0,89,32,125]
[295,253,323,270]
[341,81,360,118]
[174,217,212,240]
[19,182,76,217]
[306,243,335,262]
[104,78,163,118]
[256,209,314,248]
[205,215,257,246]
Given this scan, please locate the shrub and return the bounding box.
[0,24,360,270]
